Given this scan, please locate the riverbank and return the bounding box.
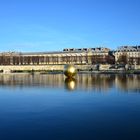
[78,70,140,74]
[0,64,139,74]
[0,69,139,75]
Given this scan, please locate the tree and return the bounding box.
[117,55,128,64]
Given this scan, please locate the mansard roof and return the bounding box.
[117,46,140,52]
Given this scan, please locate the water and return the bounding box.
[0,74,140,140]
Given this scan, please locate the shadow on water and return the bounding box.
[0,74,139,92]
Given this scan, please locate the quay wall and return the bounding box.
[135,65,140,70]
[0,65,64,73]
[0,64,100,73]
[0,64,139,73]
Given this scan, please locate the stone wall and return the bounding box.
[135,65,140,70]
[0,64,139,73]
[0,64,99,73]
[0,65,64,73]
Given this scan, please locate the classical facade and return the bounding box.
[114,46,140,65]
[0,47,114,65]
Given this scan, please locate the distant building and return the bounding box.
[114,46,140,65]
[0,47,114,65]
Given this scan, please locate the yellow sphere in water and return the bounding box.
[64,64,77,78]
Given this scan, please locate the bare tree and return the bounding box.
[117,55,128,64]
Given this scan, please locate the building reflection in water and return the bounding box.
[115,74,140,92]
[0,74,139,92]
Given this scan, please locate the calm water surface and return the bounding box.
[0,74,140,140]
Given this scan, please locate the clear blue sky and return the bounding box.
[0,0,140,52]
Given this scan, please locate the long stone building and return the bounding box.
[0,46,140,67]
[114,46,140,65]
[0,47,114,65]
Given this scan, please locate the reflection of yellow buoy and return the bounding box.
[65,78,76,91]
[64,64,77,78]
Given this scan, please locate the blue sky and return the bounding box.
[0,0,140,52]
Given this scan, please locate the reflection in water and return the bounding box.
[0,74,139,140]
[115,75,140,92]
[76,74,115,91]
[65,78,76,91]
[0,74,139,92]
